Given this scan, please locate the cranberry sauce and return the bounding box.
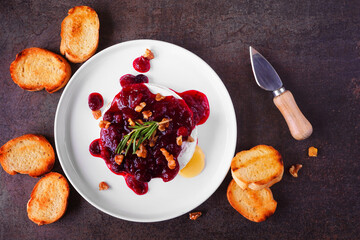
[178,90,210,125]
[89,139,101,157]
[120,74,149,87]
[95,83,194,195]
[125,175,148,195]
[133,56,150,73]
[88,92,104,111]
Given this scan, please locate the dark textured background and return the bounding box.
[0,0,359,239]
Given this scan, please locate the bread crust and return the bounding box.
[27,172,70,225]
[10,48,71,93]
[0,134,55,177]
[231,145,284,190]
[60,6,99,63]
[227,180,277,222]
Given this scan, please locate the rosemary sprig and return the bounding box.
[115,120,160,155]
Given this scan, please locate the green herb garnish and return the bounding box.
[115,119,169,155]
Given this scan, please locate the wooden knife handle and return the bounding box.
[273,90,313,140]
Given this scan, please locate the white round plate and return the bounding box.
[54,39,237,222]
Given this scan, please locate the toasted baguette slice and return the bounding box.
[227,179,277,222]
[10,48,71,93]
[60,6,99,63]
[27,172,70,225]
[231,145,284,190]
[0,134,55,177]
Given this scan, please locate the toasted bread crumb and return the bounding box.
[10,48,71,93]
[155,93,166,101]
[142,110,152,120]
[27,172,69,225]
[308,147,318,157]
[289,164,302,178]
[176,136,183,146]
[135,102,146,112]
[143,49,154,60]
[136,144,148,158]
[99,181,109,190]
[92,110,101,120]
[230,145,284,190]
[160,148,176,169]
[60,6,99,63]
[114,155,124,165]
[227,180,277,222]
[0,134,55,177]
[99,120,111,129]
[189,212,202,220]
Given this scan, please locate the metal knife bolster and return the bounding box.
[273,87,285,97]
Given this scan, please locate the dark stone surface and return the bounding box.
[0,0,359,239]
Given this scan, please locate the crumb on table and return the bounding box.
[289,164,303,178]
[308,146,318,157]
[189,211,202,220]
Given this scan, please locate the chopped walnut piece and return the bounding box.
[114,155,124,165]
[142,110,152,120]
[187,135,194,142]
[136,144,148,158]
[136,119,144,125]
[176,136,183,146]
[128,118,136,126]
[143,48,154,60]
[99,120,111,129]
[99,181,109,191]
[135,102,146,112]
[149,134,158,147]
[289,164,303,178]
[189,212,202,220]
[158,118,171,131]
[155,93,166,101]
[92,110,102,120]
[308,146,318,157]
[160,148,176,169]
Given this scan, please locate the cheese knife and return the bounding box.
[249,46,313,140]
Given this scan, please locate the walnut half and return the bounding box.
[99,120,111,129]
[143,49,154,60]
[128,118,136,126]
[114,155,124,165]
[160,148,176,169]
[135,102,146,112]
[92,110,102,120]
[142,110,152,120]
[176,136,183,146]
[136,144,148,158]
[289,164,303,178]
[155,93,166,101]
[158,118,171,131]
[99,181,109,191]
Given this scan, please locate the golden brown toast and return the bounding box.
[10,47,71,93]
[0,134,55,177]
[231,145,284,190]
[60,6,99,63]
[27,172,70,225]
[227,179,277,222]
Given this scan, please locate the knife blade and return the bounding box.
[249,46,313,140]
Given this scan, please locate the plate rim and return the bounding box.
[54,39,237,222]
